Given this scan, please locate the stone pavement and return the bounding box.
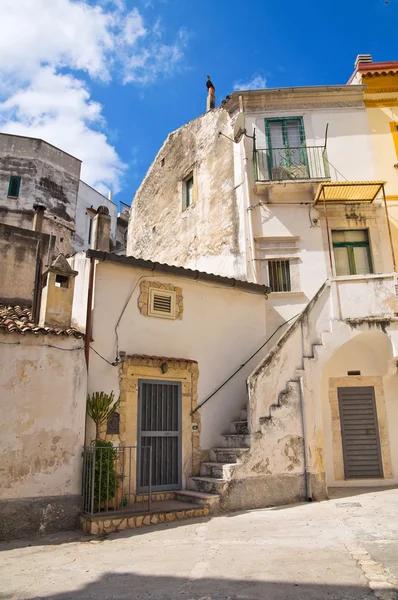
[0,487,397,600]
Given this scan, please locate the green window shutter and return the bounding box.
[332,230,373,275]
[8,176,21,198]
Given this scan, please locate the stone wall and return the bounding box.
[0,334,87,540]
[127,108,245,278]
[0,223,55,305]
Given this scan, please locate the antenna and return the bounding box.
[233,113,246,143]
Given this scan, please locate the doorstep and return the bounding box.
[80,499,209,536]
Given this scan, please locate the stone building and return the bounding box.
[112,57,398,528]
[0,132,118,255]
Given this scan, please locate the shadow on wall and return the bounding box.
[0,573,379,600]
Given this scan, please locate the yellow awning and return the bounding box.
[314,181,385,205]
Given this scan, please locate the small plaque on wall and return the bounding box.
[107,412,120,435]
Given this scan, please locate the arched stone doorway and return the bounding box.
[321,330,398,489]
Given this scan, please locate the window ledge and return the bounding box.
[331,273,395,282]
[268,291,305,298]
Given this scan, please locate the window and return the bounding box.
[148,288,176,319]
[268,260,291,292]
[55,274,69,288]
[183,174,194,210]
[265,117,308,179]
[332,230,373,276]
[8,176,21,198]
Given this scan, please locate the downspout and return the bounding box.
[381,184,396,271]
[84,256,95,444]
[85,257,95,368]
[32,240,42,324]
[298,374,312,501]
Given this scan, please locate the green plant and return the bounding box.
[85,440,119,512]
[87,390,120,440]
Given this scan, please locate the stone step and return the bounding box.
[174,489,219,508]
[81,499,209,536]
[222,433,251,448]
[210,447,250,463]
[188,476,228,495]
[230,420,249,434]
[200,462,237,479]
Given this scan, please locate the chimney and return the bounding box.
[108,190,113,202]
[91,205,111,252]
[39,254,78,329]
[32,204,45,232]
[355,54,373,69]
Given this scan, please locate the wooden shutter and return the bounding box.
[338,386,383,479]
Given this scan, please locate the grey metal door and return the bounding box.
[338,386,383,479]
[137,380,182,492]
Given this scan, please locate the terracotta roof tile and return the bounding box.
[0,305,83,338]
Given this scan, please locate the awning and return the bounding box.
[314,181,385,205]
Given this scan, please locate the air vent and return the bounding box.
[154,294,172,313]
[148,289,176,319]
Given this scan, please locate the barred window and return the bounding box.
[268,260,291,292]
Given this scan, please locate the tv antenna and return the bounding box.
[219,113,254,143]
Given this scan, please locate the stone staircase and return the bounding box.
[175,407,251,512]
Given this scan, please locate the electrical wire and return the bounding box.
[90,345,116,366]
[115,275,146,357]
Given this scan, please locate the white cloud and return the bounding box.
[233,75,267,91]
[0,0,187,193]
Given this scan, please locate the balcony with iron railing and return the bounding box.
[253,145,330,183]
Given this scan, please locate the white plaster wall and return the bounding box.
[0,335,87,499]
[246,106,375,182]
[321,330,398,487]
[331,274,398,319]
[87,261,268,449]
[75,181,117,252]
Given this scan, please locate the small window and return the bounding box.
[8,176,21,198]
[148,288,176,319]
[268,260,291,292]
[55,274,69,288]
[332,230,373,276]
[183,174,194,210]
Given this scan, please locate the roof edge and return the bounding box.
[86,250,270,296]
[0,132,82,163]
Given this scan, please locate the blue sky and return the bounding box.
[0,0,397,207]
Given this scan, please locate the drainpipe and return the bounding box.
[298,375,312,501]
[85,257,95,368]
[32,240,42,324]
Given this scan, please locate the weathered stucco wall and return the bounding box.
[0,133,81,255]
[0,334,87,540]
[0,223,55,305]
[83,260,268,451]
[127,109,246,278]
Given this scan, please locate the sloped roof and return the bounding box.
[0,305,83,338]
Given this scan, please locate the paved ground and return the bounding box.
[1,487,397,600]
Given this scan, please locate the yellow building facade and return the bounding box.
[349,56,398,261]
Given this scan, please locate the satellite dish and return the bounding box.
[233,113,246,143]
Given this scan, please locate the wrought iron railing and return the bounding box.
[82,444,152,516]
[253,145,330,182]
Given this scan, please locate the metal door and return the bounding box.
[338,386,383,479]
[137,380,182,492]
